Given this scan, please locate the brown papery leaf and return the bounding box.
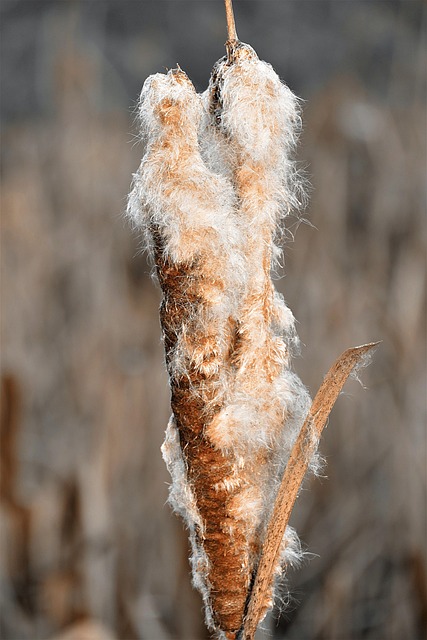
[242,342,380,640]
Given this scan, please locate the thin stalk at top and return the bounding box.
[225,0,238,42]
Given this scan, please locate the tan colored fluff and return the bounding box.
[128,45,313,639]
[203,43,312,613]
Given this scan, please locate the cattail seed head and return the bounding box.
[128,42,312,637]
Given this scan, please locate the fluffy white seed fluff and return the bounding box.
[128,44,315,635]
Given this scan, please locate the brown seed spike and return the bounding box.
[127,23,377,639]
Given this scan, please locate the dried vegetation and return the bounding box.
[1,3,426,639]
[127,29,378,637]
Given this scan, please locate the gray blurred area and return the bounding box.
[1,1,426,639]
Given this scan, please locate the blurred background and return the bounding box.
[1,1,426,639]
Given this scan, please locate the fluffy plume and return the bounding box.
[128,44,312,639]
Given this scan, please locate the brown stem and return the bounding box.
[241,342,380,640]
[224,0,238,42]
